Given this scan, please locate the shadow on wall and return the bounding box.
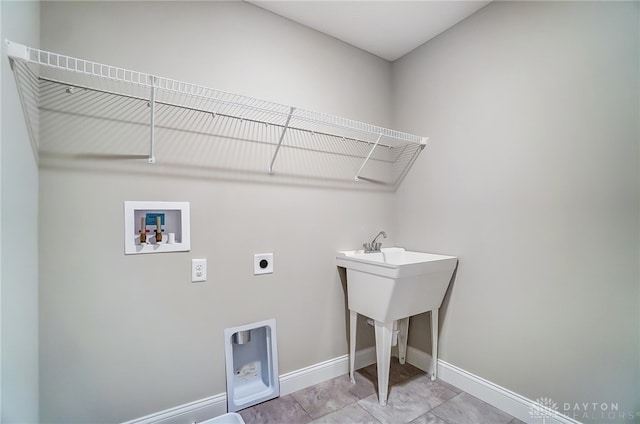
[38,97,402,191]
[409,263,460,354]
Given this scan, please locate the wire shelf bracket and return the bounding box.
[148,76,157,164]
[5,39,429,190]
[268,106,295,174]
[354,133,383,182]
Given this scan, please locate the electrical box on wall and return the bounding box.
[124,201,191,255]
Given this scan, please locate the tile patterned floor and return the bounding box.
[239,359,527,424]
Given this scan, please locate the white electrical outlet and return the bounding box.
[192,258,207,282]
[254,253,273,275]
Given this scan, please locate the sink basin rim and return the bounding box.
[336,247,456,270]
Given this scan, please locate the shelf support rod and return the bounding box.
[354,133,383,181]
[148,76,157,164]
[268,107,295,174]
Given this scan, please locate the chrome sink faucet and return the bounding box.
[363,230,387,253]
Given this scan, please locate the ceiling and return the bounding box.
[247,1,491,62]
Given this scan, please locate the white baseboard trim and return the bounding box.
[125,345,581,424]
[405,346,582,424]
[121,393,228,424]
[280,346,377,395]
[122,347,377,424]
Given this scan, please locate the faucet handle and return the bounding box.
[363,242,381,253]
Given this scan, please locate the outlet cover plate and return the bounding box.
[254,253,273,275]
[192,258,207,282]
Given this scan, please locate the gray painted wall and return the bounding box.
[39,2,390,422]
[392,1,640,421]
[9,1,638,422]
[1,1,40,423]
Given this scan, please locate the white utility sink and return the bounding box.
[336,249,455,278]
[336,247,457,406]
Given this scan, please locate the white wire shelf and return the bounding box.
[6,40,428,190]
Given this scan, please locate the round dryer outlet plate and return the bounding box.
[254,253,273,275]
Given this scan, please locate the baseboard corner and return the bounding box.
[405,347,582,424]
